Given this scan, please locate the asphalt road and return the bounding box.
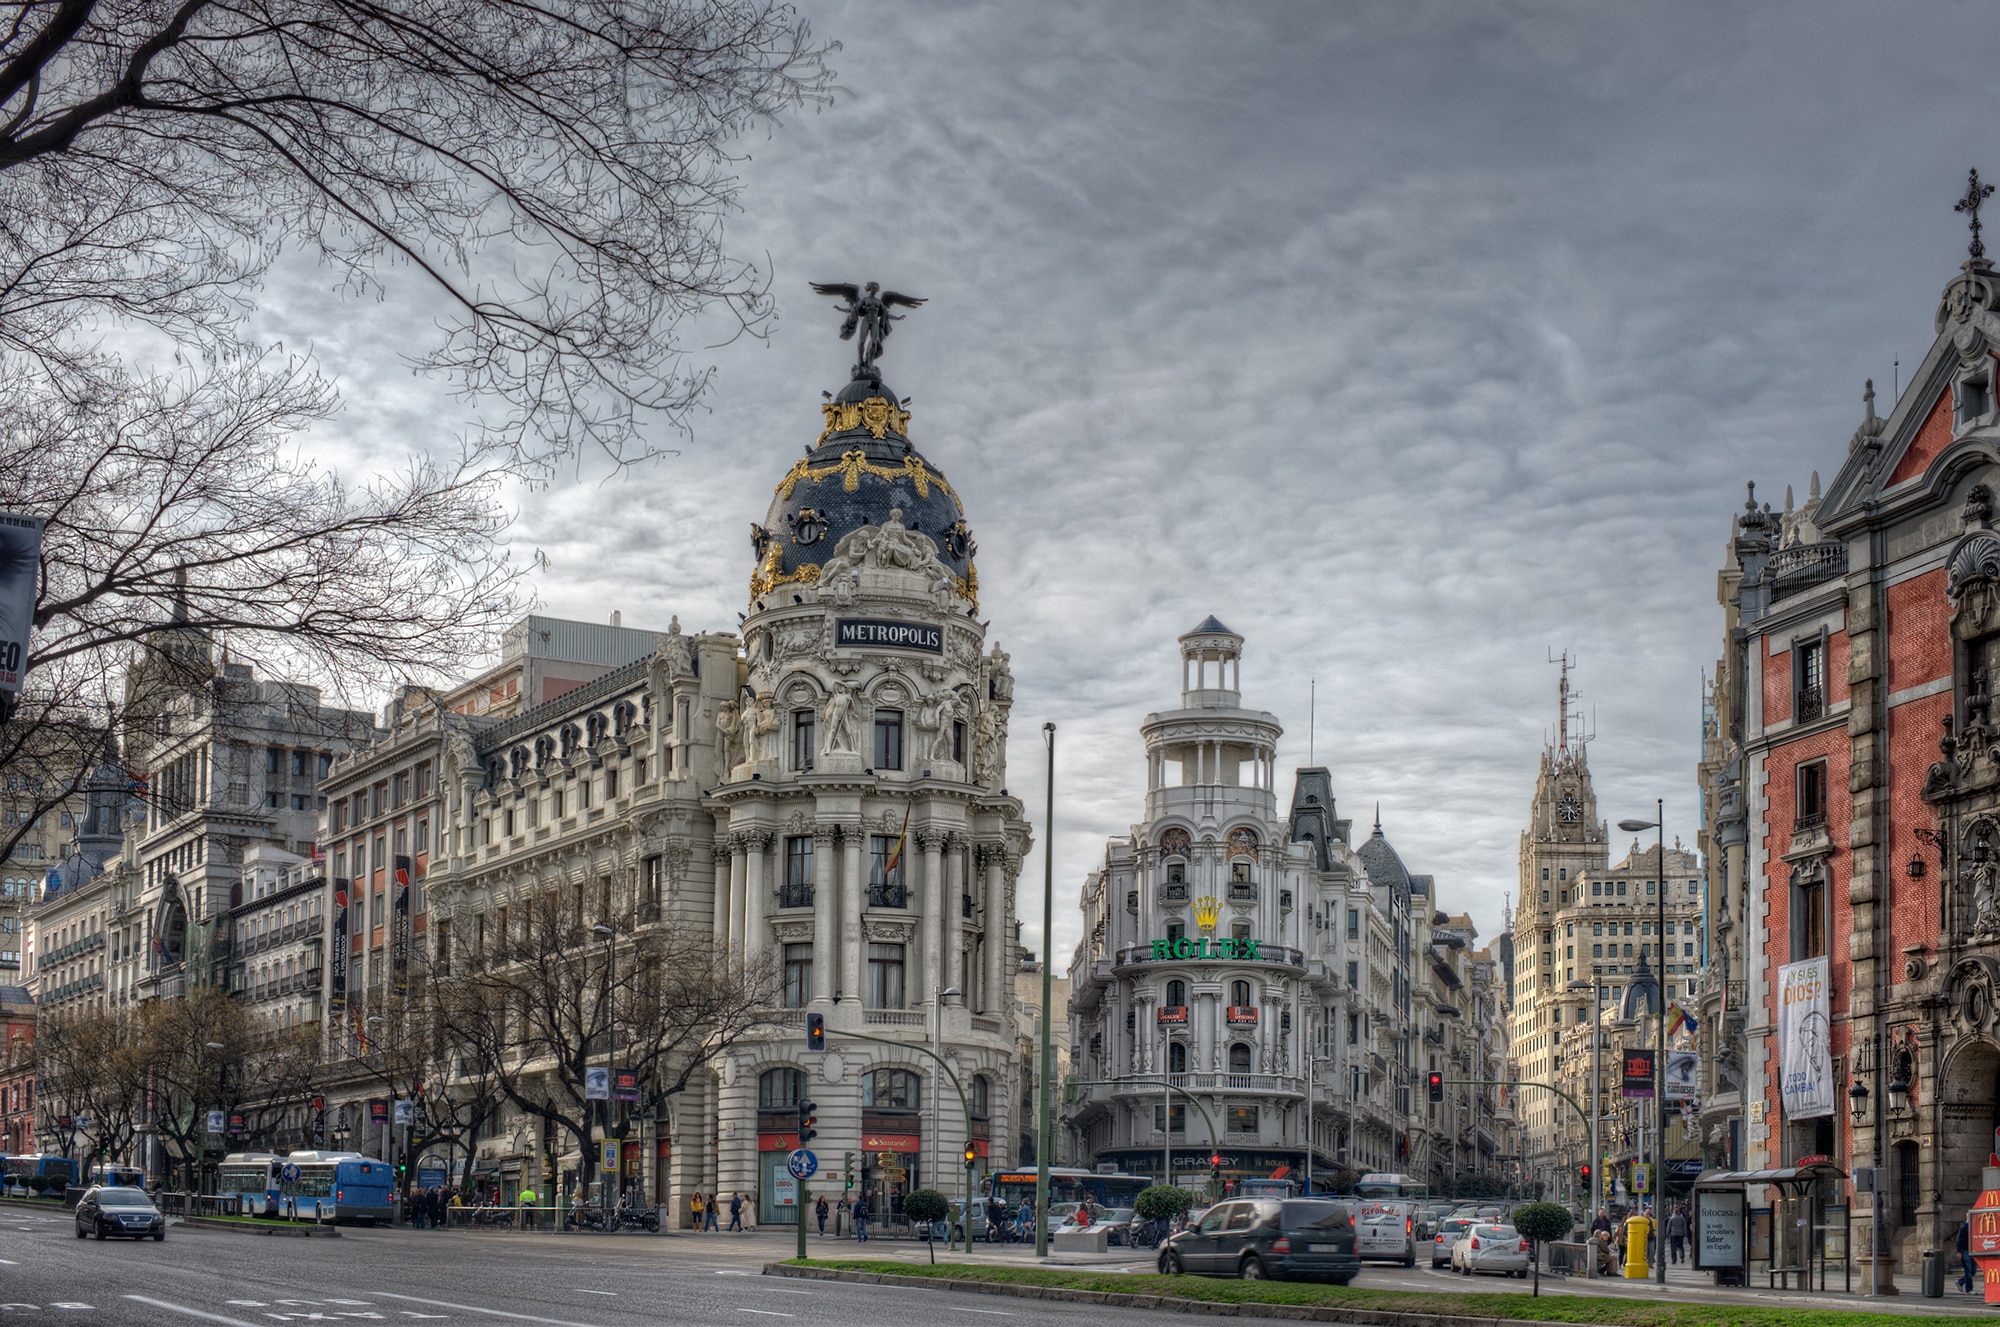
[5,1206,1995,1324]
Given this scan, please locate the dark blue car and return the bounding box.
[1157,1198,1359,1283]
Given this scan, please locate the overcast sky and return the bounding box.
[247,0,2000,966]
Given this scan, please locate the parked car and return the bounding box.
[1450,1223,1528,1278]
[1156,1198,1359,1283]
[74,1186,165,1242]
[1092,1207,1137,1245]
[1430,1216,1476,1269]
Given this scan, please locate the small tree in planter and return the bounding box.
[1134,1184,1191,1241]
[1511,1202,1576,1297]
[903,1189,949,1264]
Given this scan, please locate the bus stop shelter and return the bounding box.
[1693,1162,1849,1292]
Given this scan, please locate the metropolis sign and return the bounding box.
[836,619,942,653]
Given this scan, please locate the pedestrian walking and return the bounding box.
[728,1191,745,1231]
[853,1194,871,1242]
[1961,1218,1977,1293]
[1667,1205,1689,1265]
[704,1192,719,1231]
[815,1195,829,1236]
[690,1192,705,1230]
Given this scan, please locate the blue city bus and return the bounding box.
[280,1151,394,1224]
[2,1154,77,1193]
[217,1152,283,1212]
[984,1167,1151,1211]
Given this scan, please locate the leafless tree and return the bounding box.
[331,987,499,1191]
[0,0,836,468]
[0,351,521,862]
[431,885,776,1200]
[29,1006,150,1165]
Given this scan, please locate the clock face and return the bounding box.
[1557,793,1582,823]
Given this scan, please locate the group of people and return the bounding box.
[686,1191,748,1231]
[1586,1203,1692,1273]
[403,1187,457,1228]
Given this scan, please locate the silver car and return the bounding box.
[1450,1223,1528,1278]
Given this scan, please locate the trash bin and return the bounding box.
[1924,1248,1945,1299]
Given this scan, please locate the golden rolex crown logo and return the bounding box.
[1192,896,1221,932]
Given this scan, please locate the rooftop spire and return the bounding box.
[1959,168,1996,261]
[1373,802,1382,834]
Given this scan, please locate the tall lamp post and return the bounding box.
[1035,722,1055,1258]
[1617,803,1667,1286]
[594,922,616,1218]
[205,1040,227,1197]
[931,984,961,1248]
[1565,979,1606,1273]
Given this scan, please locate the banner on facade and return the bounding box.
[1622,1049,1655,1098]
[614,1069,639,1102]
[0,512,43,696]
[1778,956,1834,1119]
[329,879,350,1013]
[1665,1050,1698,1102]
[392,855,413,997]
[369,1099,389,1125]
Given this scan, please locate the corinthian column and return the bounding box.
[842,826,864,1007]
[812,823,839,1006]
[919,827,946,1004]
[945,835,965,1003]
[730,834,750,970]
[742,832,768,972]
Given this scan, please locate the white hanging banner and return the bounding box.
[1778,956,1834,1120]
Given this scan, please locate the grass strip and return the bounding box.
[781,1259,2000,1327]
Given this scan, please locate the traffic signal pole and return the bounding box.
[796,1084,817,1262]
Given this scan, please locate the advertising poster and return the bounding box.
[392,855,413,997]
[585,1067,611,1100]
[0,512,43,696]
[1665,1050,1699,1101]
[1778,956,1834,1119]
[329,879,350,1013]
[1622,1048,1655,1098]
[1696,1189,1745,1269]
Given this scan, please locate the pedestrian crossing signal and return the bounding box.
[806,1012,825,1051]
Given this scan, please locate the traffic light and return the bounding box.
[1579,1163,1591,1188]
[1426,1071,1443,1103]
[844,1151,855,1190]
[806,1012,825,1051]
[1209,1152,1222,1179]
[964,1141,977,1166]
[796,1095,818,1146]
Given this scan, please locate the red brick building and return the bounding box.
[0,984,34,1154]
[1705,227,2000,1271]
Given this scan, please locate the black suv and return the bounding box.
[1157,1198,1359,1283]
[74,1186,165,1241]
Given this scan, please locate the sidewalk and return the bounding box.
[1548,1256,1996,1316]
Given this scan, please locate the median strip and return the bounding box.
[763,1260,2000,1327]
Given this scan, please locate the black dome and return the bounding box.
[751,371,976,604]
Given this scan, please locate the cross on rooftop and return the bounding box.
[1957,168,1996,260]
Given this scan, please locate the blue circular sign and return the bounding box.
[787,1149,818,1180]
[280,1164,301,1182]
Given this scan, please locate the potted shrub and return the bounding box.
[1511,1202,1576,1296]
[903,1190,948,1264]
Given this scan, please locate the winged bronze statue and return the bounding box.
[810,280,926,372]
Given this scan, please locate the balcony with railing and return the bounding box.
[867,883,908,909]
[1768,540,1848,601]
[776,881,814,910]
[1794,685,1825,724]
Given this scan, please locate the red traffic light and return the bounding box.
[1426,1071,1443,1103]
[1209,1154,1222,1168]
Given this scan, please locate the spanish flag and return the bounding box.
[884,804,912,879]
[1667,1003,1699,1035]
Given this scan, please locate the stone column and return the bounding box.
[712,836,734,953]
[812,823,839,1005]
[982,846,1006,1016]
[730,835,750,968]
[743,832,770,973]
[842,828,865,1007]
[945,836,965,1002]
[920,828,946,1004]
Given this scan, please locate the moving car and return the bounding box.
[1156,1198,1359,1283]
[1450,1223,1528,1278]
[1353,1200,1416,1266]
[1430,1216,1476,1268]
[74,1186,165,1241]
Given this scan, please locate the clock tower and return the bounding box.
[1509,654,1609,1191]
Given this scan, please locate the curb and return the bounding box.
[761,1263,1584,1327]
[179,1215,339,1237]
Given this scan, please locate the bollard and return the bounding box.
[1925,1248,1944,1298]
[1624,1215,1652,1279]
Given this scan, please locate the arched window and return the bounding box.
[862,1068,920,1109]
[759,1067,803,1109]
[1230,979,1251,1007]
[1165,979,1186,1007]
[1229,1043,1252,1073]
[971,1075,991,1118]
[1168,1042,1188,1073]
[1230,859,1252,884]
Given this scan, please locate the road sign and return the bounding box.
[1633,1162,1651,1194]
[280,1163,301,1182]
[787,1148,818,1180]
[601,1139,619,1171]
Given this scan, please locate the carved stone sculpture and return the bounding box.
[753,692,779,763]
[816,507,941,582]
[987,645,1015,706]
[1974,854,2000,937]
[821,683,860,755]
[714,699,740,774]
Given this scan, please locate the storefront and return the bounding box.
[758,1130,800,1225]
[860,1132,922,1222]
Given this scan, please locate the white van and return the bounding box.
[1353,1199,1415,1266]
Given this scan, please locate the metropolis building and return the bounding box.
[426,342,1033,1225]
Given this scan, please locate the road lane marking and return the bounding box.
[123,1297,269,1327]
[944,1309,1014,1316]
[574,1291,616,1296]
[758,1289,813,1295]
[735,1311,794,1318]
[376,1294,607,1327]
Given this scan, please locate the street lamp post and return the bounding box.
[594,923,616,1219]
[1035,722,1055,1259]
[205,1040,227,1198]
[932,983,961,1249]
[1619,803,1668,1285]
[1564,981,1604,1274]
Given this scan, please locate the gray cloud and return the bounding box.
[233,0,1999,966]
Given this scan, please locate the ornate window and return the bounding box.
[862,1067,920,1109]
[971,1075,991,1118]
[1165,979,1187,1007]
[1229,1043,1253,1074]
[1230,979,1252,1006]
[1168,1042,1188,1073]
[759,1067,803,1108]
[1789,860,1827,961]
